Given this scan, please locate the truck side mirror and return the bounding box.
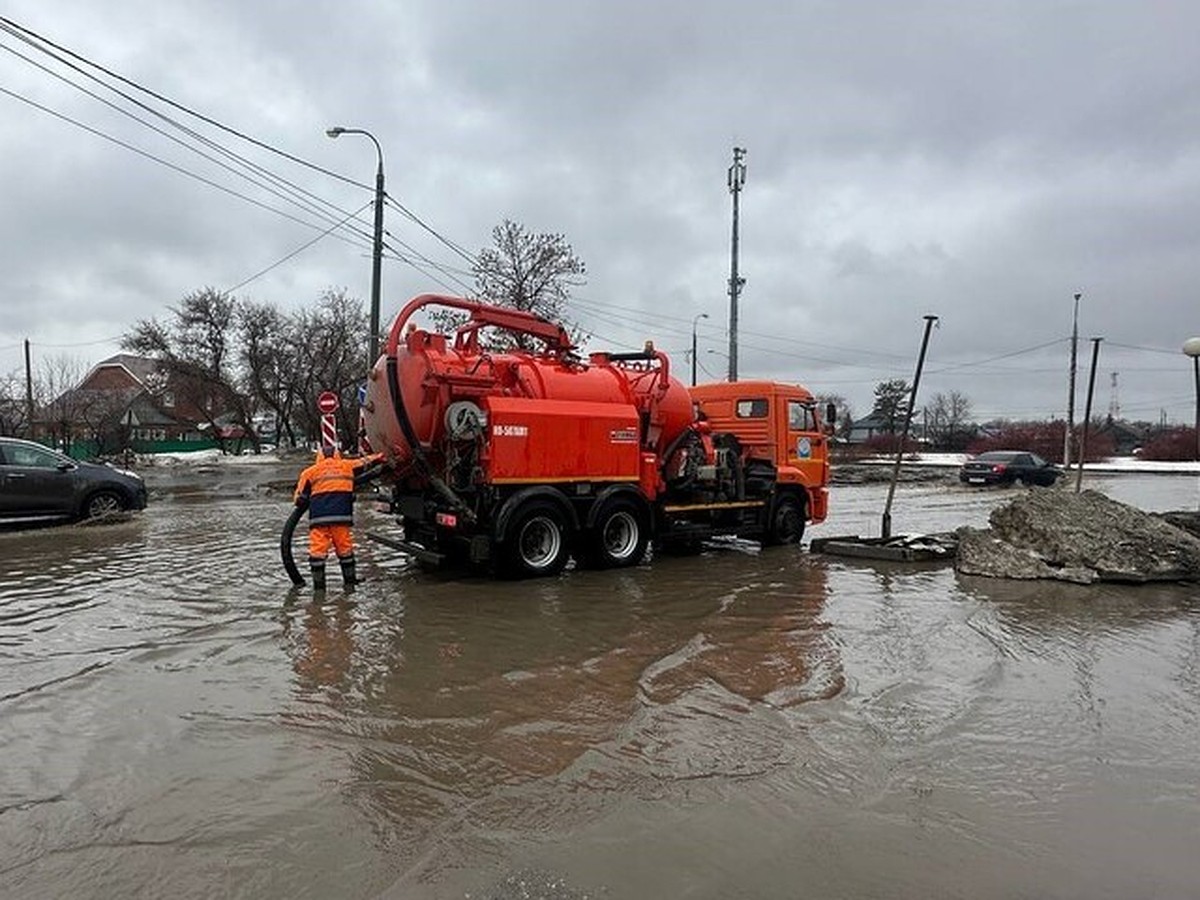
[825,402,837,425]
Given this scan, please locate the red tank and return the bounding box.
[362,295,695,477]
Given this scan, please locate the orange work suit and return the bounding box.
[293,448,381,587]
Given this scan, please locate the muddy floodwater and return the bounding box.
[2,464,1198,899]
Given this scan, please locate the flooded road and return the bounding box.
[2,466,1198,898]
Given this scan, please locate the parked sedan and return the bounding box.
[0,437,148,523]
[959,450,1062,487]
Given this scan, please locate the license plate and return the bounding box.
[968,477,985,484]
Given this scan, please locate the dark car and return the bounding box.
[0,437,148,523]
[959,450,1062,487]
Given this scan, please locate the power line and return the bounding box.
[1,14,480,289]
[0,85,376,243]
[0,15,366,190]
[224,200,373,294]
[0,28,380,250]
[385,197,477,266]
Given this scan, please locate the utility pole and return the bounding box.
[727,147,747,382]
[882,314,939,539]
[1075,337,1103,494]
[24,338,34,438]
[1062,292,1081,469]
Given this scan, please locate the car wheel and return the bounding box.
[84,490,126,520]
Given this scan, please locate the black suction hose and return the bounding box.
[385,355,477,523]
[280,497,307,586]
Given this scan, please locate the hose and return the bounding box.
[280,498,307,586]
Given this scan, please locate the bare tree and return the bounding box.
[239,300,300,448]
[288,289,368,447]
[36,354,88,452]
[0,368,29,436]
[431,219,587,350]
[815,393,853,438]
[924,391,975,451]
[123,287,254,453]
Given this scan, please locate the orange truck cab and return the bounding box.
[689,380,830,525]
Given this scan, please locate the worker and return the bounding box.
[293,444,382,590]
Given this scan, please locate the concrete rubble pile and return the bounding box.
[956,488,1200,584]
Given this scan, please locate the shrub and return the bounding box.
[1140,427,1199,461]
[967,421,1114,463]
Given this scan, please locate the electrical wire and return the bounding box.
[1,14,482,289]
[224,200,373,293]
[0,15,367,190]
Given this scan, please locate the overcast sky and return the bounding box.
[2,0,1198,424]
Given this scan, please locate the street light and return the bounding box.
[327,126,385,370]
[1184,337,1200,462]
[691,313,709,386]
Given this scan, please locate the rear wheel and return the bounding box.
[500,500,570,578]
[763,493,805,546]
[583,500,648,569]
[83,490,125,520]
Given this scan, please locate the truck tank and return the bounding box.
[362,295,695,477]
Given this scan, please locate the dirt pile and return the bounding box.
[956,489,1200,584]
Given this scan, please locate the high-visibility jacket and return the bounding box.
[294,451,381,526]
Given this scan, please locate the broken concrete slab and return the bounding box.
[955,489,1200,583]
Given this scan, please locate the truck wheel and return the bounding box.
[500,500,570,578]
[585,500,648,569]
[763,493,805,546]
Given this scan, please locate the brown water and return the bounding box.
[2,468,1198,898]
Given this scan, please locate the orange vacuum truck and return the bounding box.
[361,294,833,578]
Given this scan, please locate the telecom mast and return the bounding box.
[727,147,747,382]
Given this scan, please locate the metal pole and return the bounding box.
[691,312,708,386]
[882,315,939,539]
[727,147,746,382]
[1194,355,1199,462]
[1184,338,1200,463]
[326,126,385,372]
[1063,292,1081,468]
[23,338,34,436]
[369,155,385,368]
[1075,337,1103,494]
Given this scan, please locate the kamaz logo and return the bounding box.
[494,424,529,437]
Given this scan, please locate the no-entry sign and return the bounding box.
[317,391,339,414]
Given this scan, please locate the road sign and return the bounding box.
[320,414,338,450]
[317,390,339,414]
[357,383,368,405]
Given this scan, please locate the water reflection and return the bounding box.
[276,546,841,879]
[4,477,1200,899]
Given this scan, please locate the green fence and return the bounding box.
[45,438,253,459]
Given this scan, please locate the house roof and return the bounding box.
[90,354,161,387]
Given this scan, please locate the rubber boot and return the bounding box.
[340,555,359,587]
[310,558,327,592]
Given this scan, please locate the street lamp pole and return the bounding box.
[1184,337,1200,462]
[691,312,709,386]
[1063,292,1081,470]
[327,126,385,370]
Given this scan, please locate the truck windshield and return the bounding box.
[788,400,816,431]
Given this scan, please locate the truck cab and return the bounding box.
[688,380,829,524]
